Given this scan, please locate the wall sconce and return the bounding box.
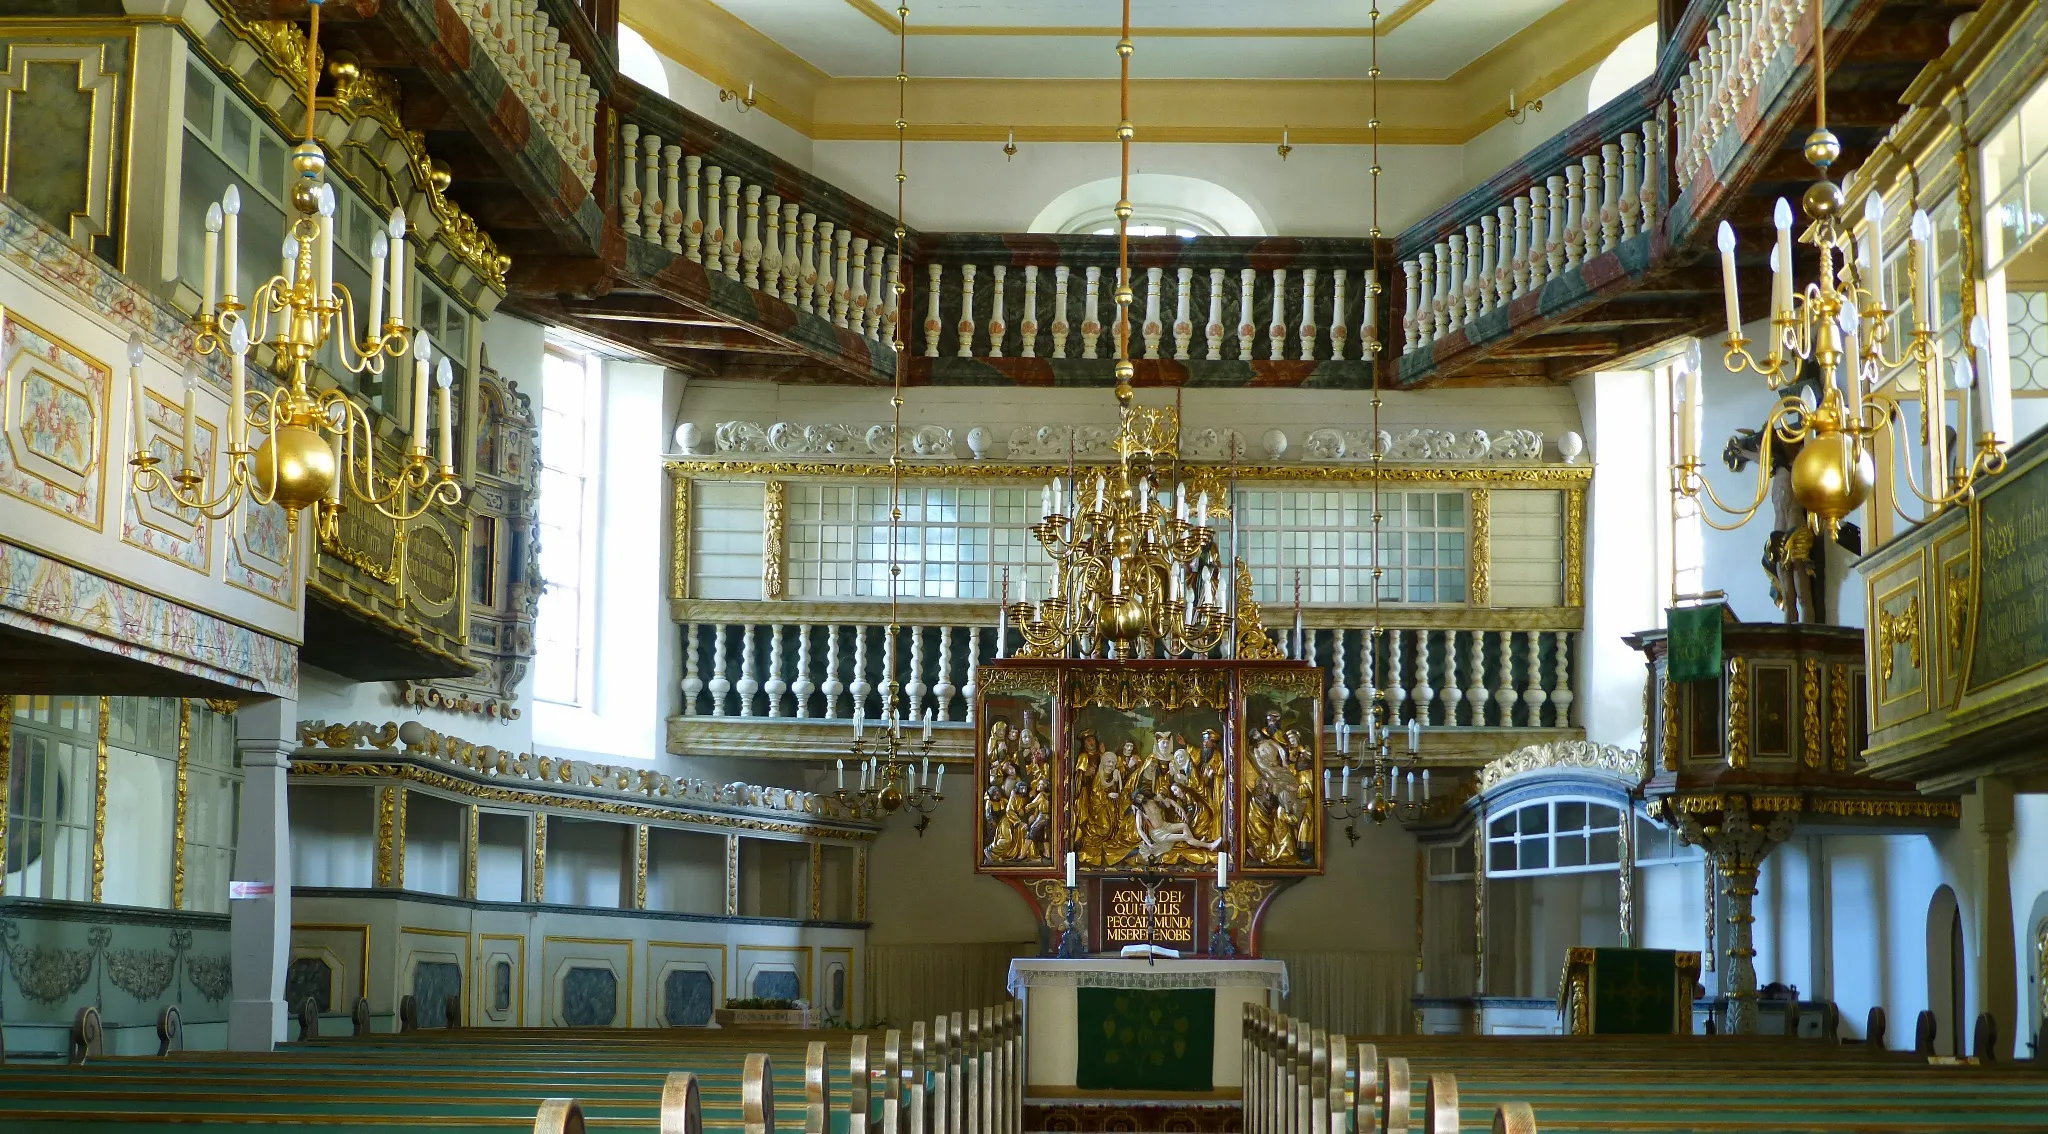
[719,82,757,112]
[1505,88,1542,124]
[1003,128,1018,161]
[1277,126,1292,161]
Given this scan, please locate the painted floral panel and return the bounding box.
[1,309,107,528]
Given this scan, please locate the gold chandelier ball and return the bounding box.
[253,422,338,514]
[1803,178,1845,221]
[1790,429,1874,531]
[880,784,905,813]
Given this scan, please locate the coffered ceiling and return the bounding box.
[690,0,1576,80]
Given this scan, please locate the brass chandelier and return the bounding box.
[129,0,460,541]
[1006,0,1227,661]
[843,1,943,834]
[1687,0,2001,533]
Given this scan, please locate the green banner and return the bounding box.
[1666,603,1724,683]
[1591,948,1680,1035]
[1076,987,1215,1092]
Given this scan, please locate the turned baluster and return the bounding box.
[884,253,903,346]
[1492,206,1513,305]
[702,164,724,270]
[1171,266,1194,360]
[1522,629,1548,726]
[737,186,760,288]
[1414,630,1436,727]
[1551,631,1574,727]
[1236,268,1257,359]
[1388,629,1409,727]
[1462,223,1483,323]
[736,625,760,718]
[1142,266,1164,359]
[796,213,818,311]
[779,205,800,303]
[905,628,928,721]
[988,264,1008,357]
[1329,268,1349,361]
[792,625,815,718]
[1618,134,1642,239]
[822,625,844,719]
[1580,155,1603,259]
[957,264,978,356]
[619,124,641,236]
[681,622,702,716]
[1527,188,1549,288]
[661,146,683,252]
[1443,237,1465,334]
[849,236,872,336]
[1298,268,1319,362]
[1020,266,1041,357]
[708,623,731,717]
[850,627,872,723]
[1442,630,1464,726]
[1641,117,1661,231]
[1051,265,1072,359]
[1082,266,1103,359]
[765,623,787,718]
[1562,164,1586,267]
[962,627,981,727]
[1493,629,1519,727]
[1206,267,1226,360]
[867,246,887,342]
[924,263,943,357]
[763,195,783,296]
[723,176,743,280]
[1477,217,1498,315]
[1329,629,1351,730]
[1430,241,1452,335]
[1544,175,1568,278]
[1599,144,1622,253]
[684,157,704,261]
[813,220,836,316]
[640,134,663,239]
[933,628,956,722]
[1465,630,1488,727]
[1268,268,1289,361]
[1404,258,1424,352]
[833,229,854,327]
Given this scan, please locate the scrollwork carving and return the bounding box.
[718,420,957,458]
[1478,740,1645,792]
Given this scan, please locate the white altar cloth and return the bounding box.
[1007,958,1289,1090]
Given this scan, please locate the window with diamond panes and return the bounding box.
[785,483,1054,600]
[1486,799,1624,876]
[1237,489,1466,604]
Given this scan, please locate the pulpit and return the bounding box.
[1007,958,1287,1091]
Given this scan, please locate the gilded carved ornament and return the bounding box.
[1726,657,1750,769]
[1234,563,1287,662]
[1469,488,1491,607]
[663,458,1593,489]
[1829,664,1851,771]
[1478,740,1645,793]
[1801,657,1822,770]
[1661,667,1680,771]
[1878,595,1922,683]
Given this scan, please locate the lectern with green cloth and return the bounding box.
[1559,947,1704,1034]
[1008,958,1287,1093]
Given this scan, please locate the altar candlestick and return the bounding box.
[1217,852,1228,889]
[1066,852,1077,889]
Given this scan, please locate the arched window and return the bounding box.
[1485,797,1625,876]
[1030,174,1267,238]
[1587,24,1657,114]
[618,24,671,99]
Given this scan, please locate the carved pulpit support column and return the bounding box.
[1671,796,1794,1034]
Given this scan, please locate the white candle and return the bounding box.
[935,764,945,794]
[180,362,199,472]
[837,759,845,790]
[368,232,389,337]
[316,184,336,302]
[1716,220,1741,341]
[854,706,865,739]
[1772,198,1794,324]
[229,322,248,450]
[387,209,408,328]
[1864,191,1887,315]
[1341,764,1349,795]
[202,203,221,318]
[281,235,299,289]
[1111,557,1122,594]
[436,358,455,472]
[1421,769,1430,797]
[1197,491,1208,527]
[220,185,240,304]
[412,331,432,455]
[1408,718,1421,754]
[328,428,344,504]
[1216,852,1228,889]
[1066,851,1077,889]
[921,756,931,789]
[1405,770,1416,802]
[1911,209,1934,333]
[1363,269,1378,332]
[922,708,933,741]
[1042,484,1051,519]
[126,334,146,457]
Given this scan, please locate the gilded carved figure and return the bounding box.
[981,711,1053,865]
[1069,704,1228,868]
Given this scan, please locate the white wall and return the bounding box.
[1573,368,1659,749]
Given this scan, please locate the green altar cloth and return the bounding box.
[1076,987,1216,1092]
[1665,603,1725,683]
[1591,947,1680,1035]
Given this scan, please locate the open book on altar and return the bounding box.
[1119,943,1182,959]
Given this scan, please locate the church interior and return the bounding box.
[3,0,2048,1129]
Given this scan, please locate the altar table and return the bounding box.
[1006,958,1288,1092]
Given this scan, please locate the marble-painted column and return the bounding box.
[228,695,295,1050]
[1676,796,1794,1034]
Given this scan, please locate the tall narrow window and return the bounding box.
[5,696,99,901]
[183,705,242,913]
[535,344,601,706]
[1666,359,1704,603]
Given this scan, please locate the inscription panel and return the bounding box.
[1969,455,2048,691]
[1099,880,1198,951]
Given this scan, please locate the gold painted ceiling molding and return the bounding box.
[837,0,1444,38]
[630,0,1649,146]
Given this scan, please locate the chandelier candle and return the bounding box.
[221,185,239,306]
[126,334,145,457]
[202,204,220,319]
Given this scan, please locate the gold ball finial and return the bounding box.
[1117,38,1134,57]
[1789,428,1875,535]
[290,141,326,180]
[1803,178,1844,221]
[1803,127,1842,171]
[326,51,360,84]
[429,159,454,193]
